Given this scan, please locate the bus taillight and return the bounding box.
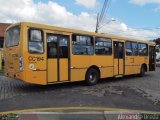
[19,56,24,71]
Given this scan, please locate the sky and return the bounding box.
[0,0,160,40]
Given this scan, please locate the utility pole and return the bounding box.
[95,0,111,33]
[95,13,99,33]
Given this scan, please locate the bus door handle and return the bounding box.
[71,67,75,69]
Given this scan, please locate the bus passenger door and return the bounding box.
[149,46,156,71]
[114,41,124,76]
[47,33,70,83]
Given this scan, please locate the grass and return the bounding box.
[0,69,4,73]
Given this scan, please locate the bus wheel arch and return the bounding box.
[85,66,100,86]
[140,63,147,77]
[142,63,147,72]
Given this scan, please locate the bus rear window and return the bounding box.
[6,26,20,47]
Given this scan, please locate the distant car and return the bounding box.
[156,53,160,62]
[156,45,160,62]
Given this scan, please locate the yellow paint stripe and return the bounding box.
[0,107,160,115]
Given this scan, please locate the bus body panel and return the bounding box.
[133,56,140,74]
[91,56,114,78]
[48,59,57,82]
[119,59,124,75]
[45,30,71,83]
[4,23,25,81]
[71,55,114,81]
[114,59,118,75]
[71,55,91,81]
[125,56,134,75]
[59,59,69,81]
[113,41,124,76]
[71,69,87,81]
[23,24,47,85]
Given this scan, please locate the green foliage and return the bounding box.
[153,38,160,45]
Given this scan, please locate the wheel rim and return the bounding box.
[89,72,97,82]
[141,67,145,75]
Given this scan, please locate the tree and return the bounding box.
[153,38,160,45]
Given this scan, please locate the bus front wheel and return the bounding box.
[85,68,99,86]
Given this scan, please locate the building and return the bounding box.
[0,23,11,67]
[0,23,11,49]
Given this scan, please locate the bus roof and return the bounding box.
[8,22,155,45]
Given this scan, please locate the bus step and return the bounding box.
[115,75,123,78]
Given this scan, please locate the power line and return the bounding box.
[98,18,115,29]
[132,27,160,30]
[99,0,112,24]
[100,0,112,24]
[98,19,115,30]
[103,29,160,38]
[95,0,112,33]
[99,0,108,24]
[101,29,159,39]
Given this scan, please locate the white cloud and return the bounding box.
[99,21,159,40]
[129,0,160,5]
[154,7,160,12]
[0,0,97,31]
[0,0,158,40]
[120,23,128,31]
[75,0,97,8]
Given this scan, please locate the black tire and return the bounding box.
[139,65,145,77]
[85,68,99,86]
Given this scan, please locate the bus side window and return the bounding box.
[125,41,132,56]
[59,36,68,58]
[72,34,94,55]
[47,35,58,58]
[138,43,148,56]
[95,37,112,55]
[118,43,124,58]
[114,42,118,58]
[28,29,44,54]
[131,42,138,56]
[114,42,124,58]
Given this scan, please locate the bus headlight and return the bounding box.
[19,56,24,71]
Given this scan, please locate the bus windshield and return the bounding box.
[6,26,20,47]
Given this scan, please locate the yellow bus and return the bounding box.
[4,22,156,85]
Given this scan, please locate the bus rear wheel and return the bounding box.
[139,65,145,77]
[85,68,99,86]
